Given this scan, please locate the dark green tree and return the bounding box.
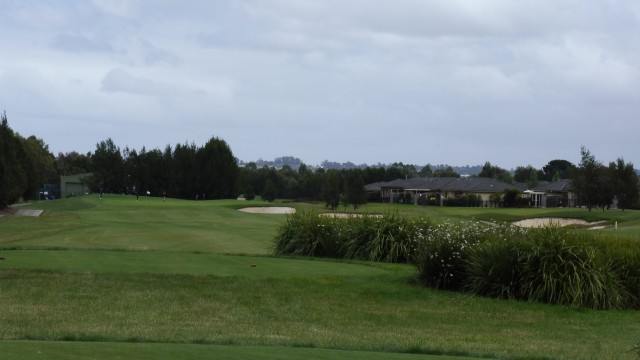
[196,137,238,199]
[514,165,542,188]
[171,142,198,198]
[244,185,256,200]
[433,166,460,178]
[55,151,92,176]
[542,159,576,182]
[0,112,27,208]
[573,147,604,211]
[20,135,56,200]
[343,170,367,210]
[503,188,521,207]
[322,169,341,210]
[477,162,513,183]
[90,138,125,194]
[608,158,639,211]
[262,178,277,202]
[389,162,418,179]
[419,165,433,177]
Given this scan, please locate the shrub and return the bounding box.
[273,211,426,263]
[592,236,640,309]
[465,239,525,299]
[273,211,346,258]
[464,226,632,309]
[414,221,495,291]
[519,227,629,310]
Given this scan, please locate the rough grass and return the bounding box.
[1,270,639,359]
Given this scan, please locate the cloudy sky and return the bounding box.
[1,1,639,169]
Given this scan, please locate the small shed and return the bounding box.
[60,173,93,198]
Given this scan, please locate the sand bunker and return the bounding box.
[238,207,296,214]
[0,208,43,217]
[513,218,606,229]
[16,209,44,217]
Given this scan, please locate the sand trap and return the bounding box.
[513,218,606,228]
[15,209,44,217]
[0,208,43,217]
[238,207,296,214]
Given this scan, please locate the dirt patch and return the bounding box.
[513,218,606,228]
[238,207,296,214]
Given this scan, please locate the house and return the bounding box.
[60,173,93,198]
[369,177,517,206]
[524,179,576,208]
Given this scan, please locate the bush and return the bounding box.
[273,211,347,258]
[519,227,629,309]
[464,226,632,310]
[587,236,640,309]
[444,194,482,207]
[465,239,525,299]
[273,212,640,310]
[414,221,495,291]
[273,211,426,263]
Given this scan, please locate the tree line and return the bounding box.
[1,112,638,210]
[0,112,57,208]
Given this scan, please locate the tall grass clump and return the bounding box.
[593,236,640,308]
[413,221,500,291]
[273,211,347,258]
[273,211,430,263]
[519,227,629,309]
[342,214,431,263]
[465,239,525,299]
[465,226,634,310]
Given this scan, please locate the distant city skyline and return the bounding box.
[2,1,639,170]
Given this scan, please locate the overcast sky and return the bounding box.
[1,1,639,169]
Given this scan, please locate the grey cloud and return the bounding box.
[51,34,114,53]
[139,40,182,66]
[101,68,176,97]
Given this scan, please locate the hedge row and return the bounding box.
[273,211,640,310]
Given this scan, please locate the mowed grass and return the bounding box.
[0,250,388,277]
[1,196,640,359]
[0,195,280,254]
[0,341,472,360]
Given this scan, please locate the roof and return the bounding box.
[372,177,517,193]
[530,179,573,193]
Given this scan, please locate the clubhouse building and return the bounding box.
[365,177,576,208]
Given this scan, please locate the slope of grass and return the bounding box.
[0,195,282,254]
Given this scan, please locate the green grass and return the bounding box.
[1,196,640,359]
[0,341,473,360]
[0,250,388,277]
[0,195,281,254]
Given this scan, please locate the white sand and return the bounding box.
[513,218,606,229]
[238,207,296,214]
[16,209,44,217]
